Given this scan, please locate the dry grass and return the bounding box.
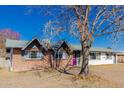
[1,64,124,87]
[70,74,117,88]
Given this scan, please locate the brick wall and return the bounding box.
[11,48,51,72]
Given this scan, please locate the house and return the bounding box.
[5,38,117,72]
[53,41,117,66]
[116,52,124,63]
[6,38,53,72]
[71,45,117,65]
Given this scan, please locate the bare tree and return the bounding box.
[28,5,124,76]
[71,5,124,76]
[41,20,63,68]
[0,29,20,57]
[42,20,62,43]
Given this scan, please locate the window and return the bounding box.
[24,51,30,58]
[24,51,44,59]
[37,51,44,58]
[30,51,37,58]
[62,52,68,59]
[55,52,63,59]
[106,53,112,60]
[90,52,100,60]
[55,51,68,59]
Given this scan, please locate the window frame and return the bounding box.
[105,53,112,60]
[24,50,44,60]
[90,52,101,60]
[55,51,68,60]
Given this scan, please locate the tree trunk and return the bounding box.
[79,41,89,76]
[49,53,53,68]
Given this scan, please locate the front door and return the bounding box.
[71,51,81,66]
[72,56,77,65]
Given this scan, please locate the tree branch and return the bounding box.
[95,9,124,31]
[100,15,124,33]
[95,28,124,37]
[73,6,83,37]
[91,6,106,32]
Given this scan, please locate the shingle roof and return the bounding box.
[6,39,28,48]
[71,44,113,52]
[6,39,114,52]
[6,38,48,51]
[90,48,113,52]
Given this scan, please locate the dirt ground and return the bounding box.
[90,64,124,87]
[0,64,124,88]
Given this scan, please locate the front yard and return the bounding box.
[0,64,124,88]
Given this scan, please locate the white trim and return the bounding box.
[24,58,42,60]
[24,51,44,59]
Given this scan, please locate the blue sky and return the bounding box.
[0,5,123,51]
[0,5,49,40]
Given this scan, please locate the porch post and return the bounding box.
[10,48,13,71]
[115,54,117,64]
[80,50,82,66]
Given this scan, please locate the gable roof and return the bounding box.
[6,38,47,50]
[22,38,44,50]
[52,40,72,51]
[52,41,64,51]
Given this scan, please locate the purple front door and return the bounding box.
[72,57,77,65]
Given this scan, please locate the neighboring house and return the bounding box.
[5,38,117,72]
[0,35,6,68]
[116,52,124,63]
[0,34,6,58]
